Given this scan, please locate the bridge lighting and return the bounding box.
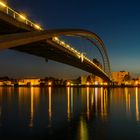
[19,14,26,20]
[0,1,6,7]
[60,41,65,45]
[34,24,42,30]
[53,37,59,42]
[71,47,74,51]
[77,54,81,58]
[66,44,70,48]
[81,53,84,62]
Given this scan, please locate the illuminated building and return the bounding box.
[3,80,14,86]
[18,78,40,86]
[80,75,103,85]
[138,77,140,85]
[111,71,130,85]
[0,81,3,86]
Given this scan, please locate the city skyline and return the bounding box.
[0,0,140,78]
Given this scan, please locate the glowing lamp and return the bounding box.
[19,14,26,20]
[66,44,70,48]
[60,41,65,46]
[0,1,6,7]
[53,37,59,42]
[67,82,70,86]
[86,82,90,85]
[48,82,52,86]
[34,24,42,30]
[135,81,138,85]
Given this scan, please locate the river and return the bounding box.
[0,87,140,139]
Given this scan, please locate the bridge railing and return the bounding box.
[52,37,108,77]
[0,1,42,30]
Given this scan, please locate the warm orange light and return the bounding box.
[0,1,6,7]
[67,82,70,86]
[104,82,107,85]
[53,36,59,42]
[66,44,70,48]
[19,14,26,20]
[34,24,42,30]
[135,81,138,85]
[81,53,84,62]
[95,81,98,85]
[86,82,90,85]
[48,82,52,86]
[60,41,65,46]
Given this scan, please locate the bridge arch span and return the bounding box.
[0,28,111,79]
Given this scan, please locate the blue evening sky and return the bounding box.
[0,0,140,78]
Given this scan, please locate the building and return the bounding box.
[81,75,88,85]
[111,71,130,85]
[3,80,14,86]
[80,75,103,85]
[18,78,40,86]
[0,81,3,86]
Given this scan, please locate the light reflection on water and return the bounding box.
[0,87,140,139]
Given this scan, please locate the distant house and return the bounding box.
[111,71,130,85]
[80,75,103,85]
[0,77,15,86]
[18,78,40,86]
[2,80,14,86]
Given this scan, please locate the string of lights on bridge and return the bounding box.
[52,37,107,76]
[0,1,107,77]
[0,1,42,30]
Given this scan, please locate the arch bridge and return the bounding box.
[0,1,111,82]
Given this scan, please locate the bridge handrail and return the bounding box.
[52,36,108,77]
[0,1,42,30]
[0,1,81,60]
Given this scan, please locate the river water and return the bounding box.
[0,87,140,139]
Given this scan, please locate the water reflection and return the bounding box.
[101,88,108,120]
[67,87,74,121]
[67,87,70,121]
[93,87,109,120]
[86,87,90,119]
[0,88,2,127]
[77,116,89,140]
[71,87,73,118]
[29,87,34,127]
[48,87,52,126]
[0,87,140,139]
[125,88,130,116]
[135,87,140,121]
[95,87,98,112]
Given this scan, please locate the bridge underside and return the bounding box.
[11,41,109,80]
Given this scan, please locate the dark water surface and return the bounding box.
[0,87,140,140]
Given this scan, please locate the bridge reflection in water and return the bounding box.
[0,87,140,139]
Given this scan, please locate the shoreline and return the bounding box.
[0,85,139,88]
